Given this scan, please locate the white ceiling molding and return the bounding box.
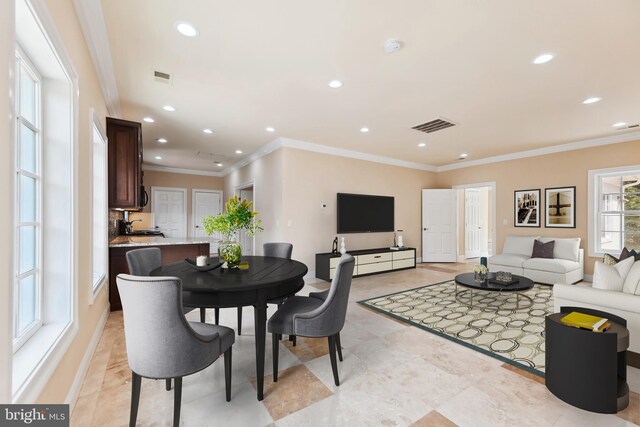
[72,0,121,117]
[436,131,640,172]
[142,164,224,178]
[222,137,438,176]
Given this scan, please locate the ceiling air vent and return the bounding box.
[411,118,456,134]
[154,70,172,84]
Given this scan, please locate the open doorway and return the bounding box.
[453,182,496,260]
[235,183,255,256]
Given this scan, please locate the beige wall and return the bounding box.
[0,0,15,404]
[141,170,224,236]
[26,0,110,404]
[437,139,640,276]
[224,150,285,249]
[280,148,437,271]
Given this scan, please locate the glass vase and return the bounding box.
[218,241,242,268]
[474,271,487,283]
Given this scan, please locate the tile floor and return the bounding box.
[71,263,640,426]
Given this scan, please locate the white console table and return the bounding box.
[315,247,416,281]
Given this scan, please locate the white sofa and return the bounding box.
[488,236,584,285]
[554,256,640,353]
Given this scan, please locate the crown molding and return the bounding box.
[436,131,640,172]
[143,164,224,177]
[222,138,286,176]
[72,0,121,117]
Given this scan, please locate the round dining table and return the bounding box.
[150,255,307,401]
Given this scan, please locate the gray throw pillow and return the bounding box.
[532,239,555,259]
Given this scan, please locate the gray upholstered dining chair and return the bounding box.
[268,253,355,386]
[117,274,235,427]
[229,242,296,335]
[125,247,162,276]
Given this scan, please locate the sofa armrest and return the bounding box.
[554,283,640,313]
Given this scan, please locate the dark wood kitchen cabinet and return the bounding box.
[107,117,143,209]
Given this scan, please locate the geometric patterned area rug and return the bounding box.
[357,280,553,377]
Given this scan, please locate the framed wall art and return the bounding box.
[514,189,540,227]
[545,186,576,228]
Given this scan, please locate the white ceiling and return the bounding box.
[99,0,640,173]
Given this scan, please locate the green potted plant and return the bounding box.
[202,195,263,268]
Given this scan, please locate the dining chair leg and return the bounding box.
[328,335,340,386]
[224,347,232,402]
[272,333,279,382]
[336,332,343,362]
[173,377,182,427]
[165,378,171,391]
[200,308,206,323]
[215,308,220,325]
[237,306,242,335]
[292,335,297,347]
[130,372,141,427]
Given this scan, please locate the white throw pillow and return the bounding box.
[503,236,539,257]
[592,257,635,291]
[540,237,580,262]
[623,261,640,294]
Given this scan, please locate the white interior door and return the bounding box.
[422,189,457,262]
[193,190,222,254]
[465,189,482,259]
[238,188,254,256]
[151,187,187,238]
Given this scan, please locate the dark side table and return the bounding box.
[545,307,629,413]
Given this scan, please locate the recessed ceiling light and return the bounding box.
[328,80,343,89]
[583,97,601,105]
[533,53,554,64]
[235,150,243,154]
[143,117,154,123]
[163,105,175,112]
[612,122,628,128]
[214,161,223,167]
[459,153,468,158]
[360,127,369,133]
[157,138,168,143]
[154,156,162,160]
[265,127,275,132]
[417,143,426,147]
[175,22,198,37]
[203,128,213,134]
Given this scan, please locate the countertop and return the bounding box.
[109,236,214,248]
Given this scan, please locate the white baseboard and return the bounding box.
[65,304,110,411]
[583,274,593,283]
[416,257,422,263]
[457,255,466,262]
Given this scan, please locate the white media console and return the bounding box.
[315,247,416,281]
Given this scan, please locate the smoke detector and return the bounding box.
[384,39,402,53]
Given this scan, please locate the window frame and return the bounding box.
[588,164,640,257]
[90,110,108,302]
[13,47,43,352]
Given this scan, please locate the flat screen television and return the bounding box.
[337,193,394,233]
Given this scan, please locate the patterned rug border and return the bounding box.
[357,279,550,379]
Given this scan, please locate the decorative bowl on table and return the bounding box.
[184,258,223,272]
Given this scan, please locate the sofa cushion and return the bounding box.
[623,261,640,295]
[523,258,580,274]
[539,237,580,262]
[593,257,635,291]
[532,239,555,258]
[488,254,528,268]
[502,236,539,257]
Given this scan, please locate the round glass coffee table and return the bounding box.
[454,272,534,310]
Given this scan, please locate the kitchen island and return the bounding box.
[108,236,214,311]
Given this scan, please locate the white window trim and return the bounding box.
[11,0,79,404]
[13,47,43,352]
[588,164,640,258]
[89,109,108,304]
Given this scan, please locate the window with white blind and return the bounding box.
[92,117,108,297]
[589,165,640,255]
[14,49,42,350]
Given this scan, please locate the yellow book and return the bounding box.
[561,311,611,332]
